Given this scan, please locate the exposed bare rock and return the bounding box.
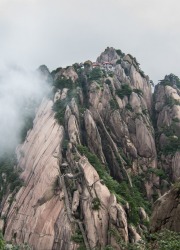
[84,109,105,163]
[89,81,102,109]
[70,98,80,121]
[130,65,152,110]
[154,78,180,184]
[135,119,156,158]
[72,190,80,214]
[0,219,4,231]
[165,85,180,101]
[109,110,129,139]
[128,225,142,243]
[3,48,180,250]
[78,156,129,249]
[54,66,78,83]
[54,89,61,102]
[68,115,80,145]
[139,207,149,222]
[150,182,180,233]
[114,64,131,85]
[97,47,120,64]
[64,105,72,130]
[155,85,166,112]
[129,92,142,113]
[61,88,69,100]
[2,99,67,250]
[172,151,180,181]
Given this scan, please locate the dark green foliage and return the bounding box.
[147,168,166,179]
[92,197,101,210]
[105,79,111,85]
[166,96,180,107]
[103,245,114,250]
[0,153,23,202]
[172,117,180,122]
[118,148,132,166]
[139,69,146,78]
[116,59,122,64]
[116,49,125,57]
[159,73,180,89]
[20,115,34,142]
[71,230,84,243]
[109,99,119,110]
[133,88,143,97]
[52,87,78,125]
[108,72,114,77]
[163,125,175,137]
[52,99,67,125]
[0,232,5,250]
[72,63,81,73]
[77,145,150,225]
[162,136,180,154]
[108,228,124,246]
[116,84,132,99]
[125,103,133,112]
[104,246,115,250]
[147,229,180,250]
[89,68,103,80]
[54,77,73,89]
[62,139,69,151]
[51,67,62,78]
[77,245,86,250]
[142,109,148,115]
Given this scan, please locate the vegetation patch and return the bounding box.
[147,168,166,179]
[133,88,143,97]
[77,145,150,225]
[109,99,119,110]
[159,73,180,89]
[162,135,180,154]
[54,77,73,89]
[105,79,111,85]
[0,153,23,202]
[166,96,180,107]
[116,84,132,99]
[116,49,125,58]
[146,229,180,250]
[125,103,133,112]
[91,197,101,210]
[71,230,84,243]
[52,98,67,125]
[89,68,103,80]
[116,59,122,64]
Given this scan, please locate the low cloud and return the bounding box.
[0,65,50,156]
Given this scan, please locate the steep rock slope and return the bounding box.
[2,99,65,249]
[1,48,180,249]
[154,74,180,187]
[150,180,180,233]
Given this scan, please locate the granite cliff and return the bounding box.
[0,47,180,249]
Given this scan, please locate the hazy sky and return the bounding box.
[0,0,180,83]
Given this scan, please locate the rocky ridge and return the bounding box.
[0,47,180,249]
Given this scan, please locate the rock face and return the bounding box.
[150,181,180,232]
[2,99,66,250]
[154,74,180,183]
[1,48,180,249]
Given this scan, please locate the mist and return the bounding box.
[0,64,50,157]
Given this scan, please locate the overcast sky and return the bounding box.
[0,0,180,83]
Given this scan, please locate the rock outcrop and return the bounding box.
[154,74,180,183]
[1,48,180,249]
[150,181,180,233]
